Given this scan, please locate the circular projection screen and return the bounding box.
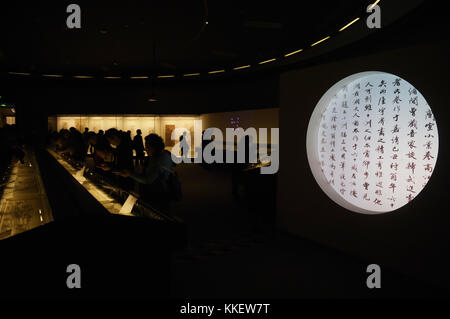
[306,71,438,214]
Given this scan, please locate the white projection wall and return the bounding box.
[307,71,438,214]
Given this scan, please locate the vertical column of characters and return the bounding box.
[386,79,398,208]
[338,87,349,197]
[319,96,334,185]
[372,79,384,207]
[319,107,328,173]
[422,96,436,188]
[320,97,337,186]
[319,109,328,173]
[393,79,413,204]
[405,85,419,203]
[328,97,338,187]
[387,78,400,208]
[349,82,361,200]
[361,81,373,205]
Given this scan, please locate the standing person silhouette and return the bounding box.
[133,129,145,167]
[179,131,190,162]
[104,128,134,189]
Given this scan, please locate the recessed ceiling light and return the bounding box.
[208,69,225,74]
[8,72,31,75]
[311,36,330,47]
[258,58,276,65]
[183,73,200,77]
[42,74,63,78]
[368,0,380,10]
[339,17,360,32]
[284,49,303,57]
[233,65,251,70]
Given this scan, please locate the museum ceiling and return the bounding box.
[0,0,426,83]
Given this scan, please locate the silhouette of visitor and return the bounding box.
[133,129,145,166]
[179,131,190,161]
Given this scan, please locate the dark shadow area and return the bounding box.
[170,163,448,299]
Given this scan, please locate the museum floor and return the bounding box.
[1,155,447,298]
[170,164,448,298]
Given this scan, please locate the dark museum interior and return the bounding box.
[0,0,450,301]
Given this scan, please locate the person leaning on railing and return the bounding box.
[114,133,174,215]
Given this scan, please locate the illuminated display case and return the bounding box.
[0,150,53,239]
[47,148,177,221]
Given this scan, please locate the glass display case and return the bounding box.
[0,149,53,239]
[46,148,177,222]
